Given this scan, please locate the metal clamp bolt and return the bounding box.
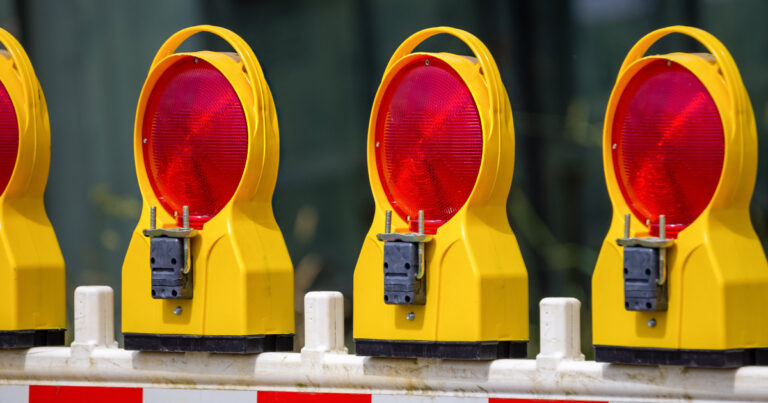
[617,213,673,286]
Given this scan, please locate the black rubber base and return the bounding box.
[595,345,768,368]
[123,333,294,354]
[0,329,66,349]
[355,338,527,360]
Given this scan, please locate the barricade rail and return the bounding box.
[0,287,766,402]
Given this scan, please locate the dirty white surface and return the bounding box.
[0,287,766,402]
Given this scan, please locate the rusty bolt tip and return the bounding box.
[384,210,392,234]
[659,214,666,239]
[183,205,190,229]
[150,206,157,230]
[623,214,630,238]
[418,210,425,234]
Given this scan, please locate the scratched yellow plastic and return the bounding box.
[0,28,66,333]
[122,26,294,337]
[353,27,528,343]
[593,26,768,350]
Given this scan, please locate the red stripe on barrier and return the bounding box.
[490,399,608,403]
[258,391,371,402]
[29,385,142,403]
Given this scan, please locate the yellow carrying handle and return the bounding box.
[0,28,40,129]
[387,27,504,114]
[151,25,268,118]
[619,25,745,117]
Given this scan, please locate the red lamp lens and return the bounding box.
[375,56,482,234]
[0,80,18,195]
[612,59,724,237]
[143,57,248,229]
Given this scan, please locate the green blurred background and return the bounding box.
[1,0,766,357]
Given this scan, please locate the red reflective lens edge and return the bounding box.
[143,57,248,229]
[0,80,17,195]
[612,60,724,237]
[375,56,482,234]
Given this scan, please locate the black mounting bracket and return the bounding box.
[377,210,431,305]
[143,205,198,300]
[617,214,673,312]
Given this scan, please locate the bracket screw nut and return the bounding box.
[648,318,657,328]
[406,312,415,321]
[174,306,183,315]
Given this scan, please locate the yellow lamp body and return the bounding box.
[353,27,528,359]
[592,26,768,367]
[122,26,294,353]
[0,28,66,347]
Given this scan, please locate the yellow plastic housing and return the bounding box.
[353,27,528,344]
[0,29,66,335]
[122,26,294,338]
[593,26,768,351]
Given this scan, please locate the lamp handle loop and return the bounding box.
[387,27,504,113]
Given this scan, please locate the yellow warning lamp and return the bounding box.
[592,26,768,367]
[353,27,528,360]
[121,25,294,353]
[0,28,66,348]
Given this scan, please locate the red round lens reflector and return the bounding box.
[612,59,724,237]
[0,80,18,195]
[143,57,248,229]
[375,56,482,234]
